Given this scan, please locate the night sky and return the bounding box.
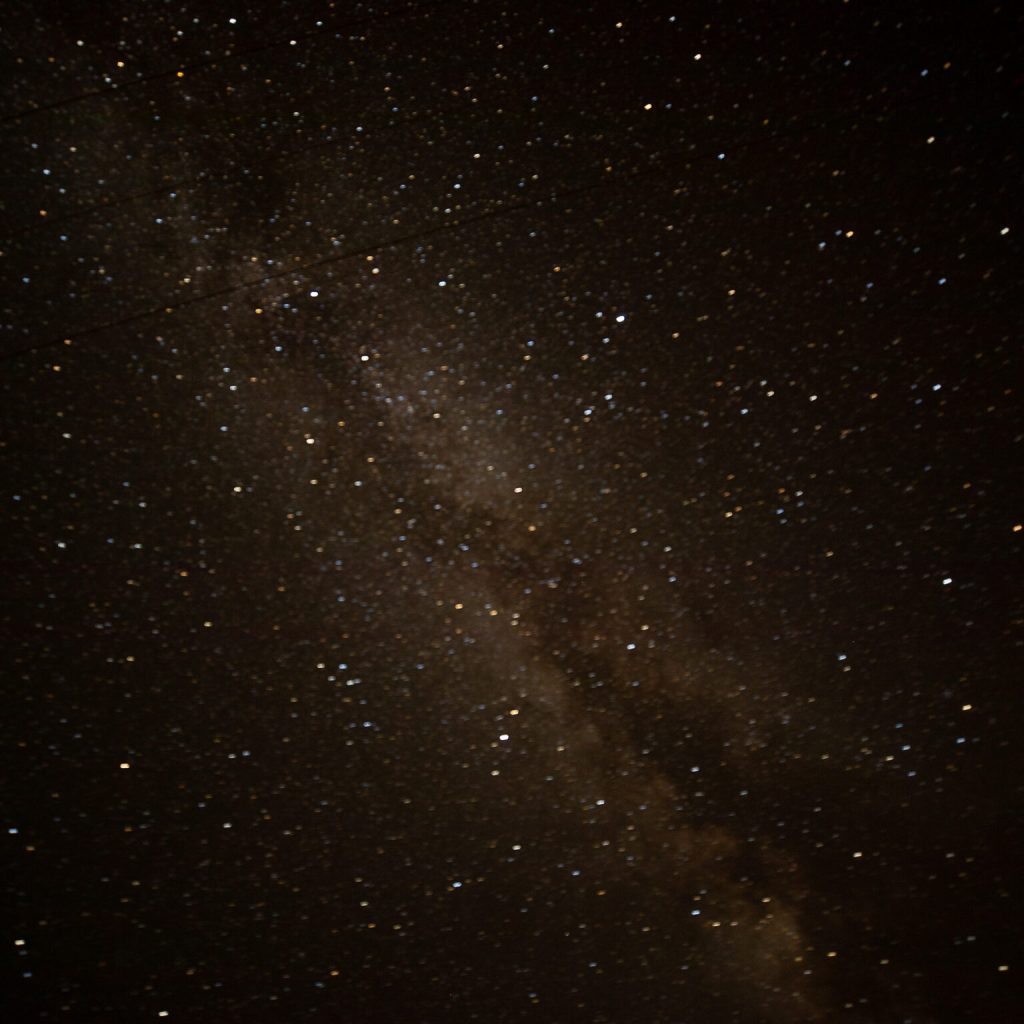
[3,1,1022,1021]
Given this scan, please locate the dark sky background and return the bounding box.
[2,1,1021,1021]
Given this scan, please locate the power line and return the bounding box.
[7,1,962,243]
[2,163,667,364]
[2,82,956,364]
[0,0,446,127]
[10,38,668,240]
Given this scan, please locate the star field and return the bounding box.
[2,2,1021,1021]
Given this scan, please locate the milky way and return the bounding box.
[3,2,1021,1021]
